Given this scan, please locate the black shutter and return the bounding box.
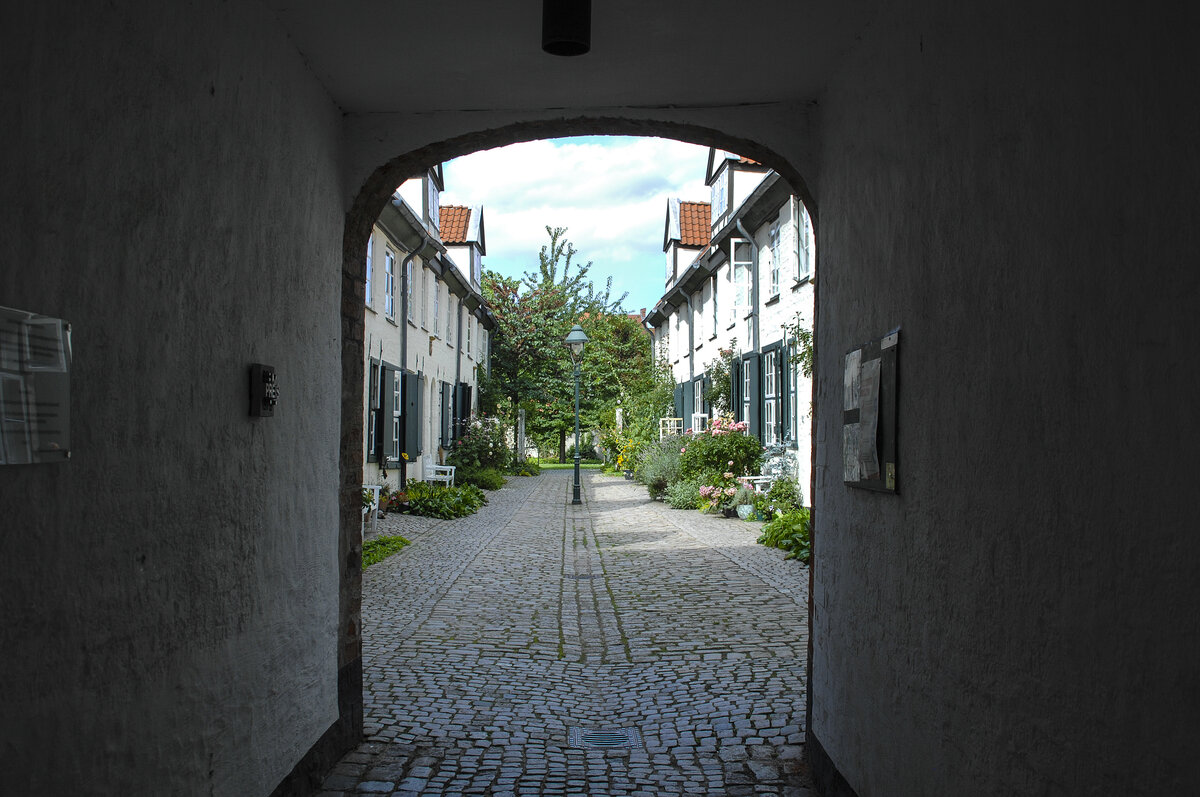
[367,362,379,462]
[745,353,761,440]
[673,384,684,420]
[403,371,421,459]
[458,382,472,436]
[731,357,742,420]
[440,381,452,447]
[682,381,694,430]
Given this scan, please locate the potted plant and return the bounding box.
[734,486,758,520]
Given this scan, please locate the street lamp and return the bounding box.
[564,324,589,504]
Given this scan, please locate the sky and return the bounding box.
[440,136,711,316]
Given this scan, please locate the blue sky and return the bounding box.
[440,136,711,315]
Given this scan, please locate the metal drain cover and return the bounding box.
[567,727,643,749]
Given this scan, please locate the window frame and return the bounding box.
[365,236,374,307]
[769,223,781,298]
[384,249,396,319]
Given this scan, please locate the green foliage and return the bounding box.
[701,340,738,415]
[404,482,487,519]
[733,486,757,506]
[636,436,682,499]
[677,417,763,485]
[447,417,510,471]
[784,315,814,379]
[362,535,410,569]
[766,478,803,516]
[457,467,508,490]
[511,460,542,477]
[665,479,702,510]
[361,489,376,508]
[757,508,811,562]
[697,470,741,512]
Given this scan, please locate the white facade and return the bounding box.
[362,168,494,490]
[648,150,816,501]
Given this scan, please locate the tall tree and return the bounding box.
[524,226,627,317]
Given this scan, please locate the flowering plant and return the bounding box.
[678,415,763,485]
[698,468,741,512]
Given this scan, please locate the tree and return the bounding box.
[524,226,627,317]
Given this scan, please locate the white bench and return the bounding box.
[422,454,455,487]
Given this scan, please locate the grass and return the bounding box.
[362,534,410,569]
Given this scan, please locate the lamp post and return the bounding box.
[564,324,589,505]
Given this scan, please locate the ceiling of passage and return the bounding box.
[263,0,881,114]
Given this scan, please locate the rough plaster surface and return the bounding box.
[811,3,1200,795]
[0,3,344,793]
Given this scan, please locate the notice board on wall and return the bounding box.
[843,328,898,492]
[1,305,72,465]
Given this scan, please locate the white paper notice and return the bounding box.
[857,357,880,480]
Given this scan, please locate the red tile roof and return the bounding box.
[439,205,471,243]
[679,201,711,247]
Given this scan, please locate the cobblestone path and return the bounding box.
[321,470,812,796]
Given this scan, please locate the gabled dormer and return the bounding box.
[396,163,445,237]
[706,148,770,231]
[663,198,711,286]
[439,205,486,289]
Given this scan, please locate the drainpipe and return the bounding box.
[736,220,759,354]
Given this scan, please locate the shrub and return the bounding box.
[636,437,682,499]
[404,482,487,519]
[757,508,810,562]
[697,470,741,513]
[362,534,410,569]
[678,416,763,485]
[511,460,541,477]
[766,478,803,516]
[447,416,510,471]
[665,478,702,510]
[458,467,507,490]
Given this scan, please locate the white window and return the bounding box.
[711,168,728,222]
[433,281,440,335]
[711,274,719,337]
[384,249,396,318]
[466,316,473,358]
[426,176,440,232]
[365,236,373,307]
[694,379,704,415]
[733,240,752,311]
[769,224,781,297]
[392,371,402,461]
[796,202,814,281]
[764,350,778,445]
[406,259,414,321]
[447,297,455,346]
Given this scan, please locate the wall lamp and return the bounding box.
[542,0,591,56]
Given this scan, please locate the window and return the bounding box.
[711,168,728,221]
[769,223,781,297]
[421,265,428,327]
[426,176,440,232]
[764,350,778,445]
[405,259,414,321]
[447,297,455,346]
[787,342,798,442]
[466,316,472,357]
[733,240,752,311]
[796,201,814,281]
[742,362,751,423]
[384,250,396,318]
[711,274,719,336]
[433,281,440,335]
[694,379,704,415]
[392,371,402,461]
[365,236,373,307]
[366,361,379,460]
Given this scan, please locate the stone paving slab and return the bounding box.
[323,470,812,795]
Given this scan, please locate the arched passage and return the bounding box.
[334,119,822,760]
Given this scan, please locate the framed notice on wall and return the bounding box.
[843,328,898,492]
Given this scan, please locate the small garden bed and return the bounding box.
[362,535,410,569]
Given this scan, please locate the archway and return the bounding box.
[332,119,821,782]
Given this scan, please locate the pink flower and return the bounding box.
[723,472,734,479]
[680,447,687,453]
[728,460,734,466]
[725,487,736,496]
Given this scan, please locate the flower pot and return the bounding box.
[722,507,738,518]
[623,470,634,480]
[736,504,755,520]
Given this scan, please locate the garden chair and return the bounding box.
[421,454,455,487]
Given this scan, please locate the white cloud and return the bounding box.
[440,136,711,313]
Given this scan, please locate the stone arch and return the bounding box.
[335,115,821,747]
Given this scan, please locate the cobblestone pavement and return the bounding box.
[322,470,812,796]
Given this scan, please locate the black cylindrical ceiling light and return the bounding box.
[542,0,591,56]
